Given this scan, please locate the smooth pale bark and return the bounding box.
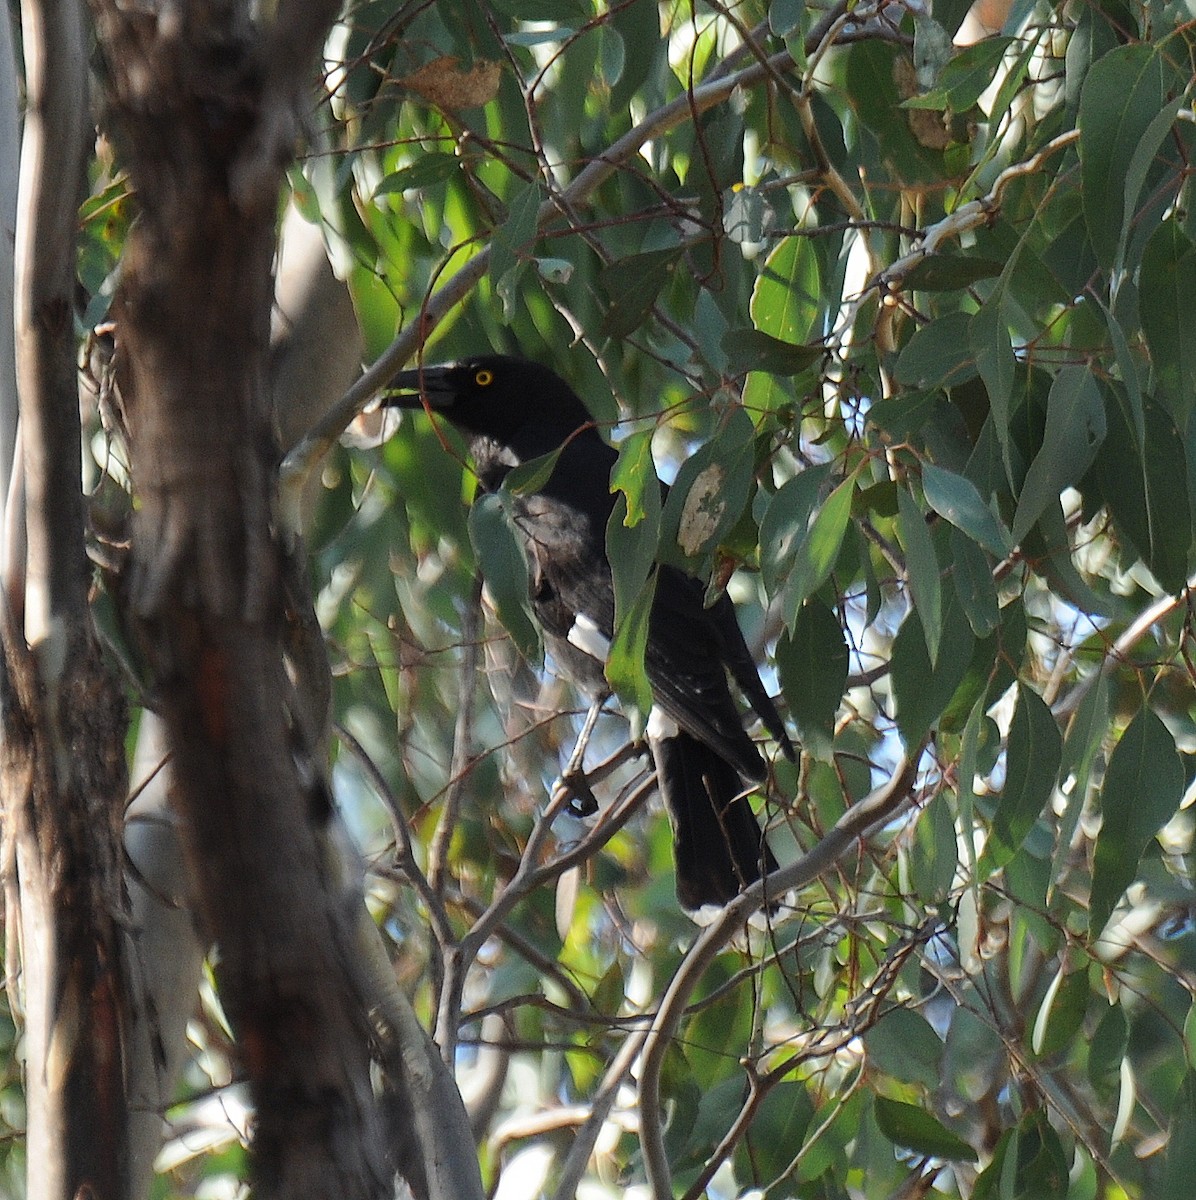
[4,1,132,1198]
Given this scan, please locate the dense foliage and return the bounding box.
[12,0,1196,1196]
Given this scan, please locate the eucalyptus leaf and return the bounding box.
[1012,367,1105,544]
[982,684,1061,874]
[1078,44,1171,268]
[874,1097,976,1162]
[1090,707,1184,934]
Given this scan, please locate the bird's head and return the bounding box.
[384,354,594,447]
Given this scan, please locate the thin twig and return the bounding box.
[334,720,454,948]
[1052,574,1196,721]
[434,768,655,1057]
[832,129,1081,351]
[547,1024,651,1200]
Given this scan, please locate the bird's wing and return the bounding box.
[706,590,795,760]
[644,567,771,781]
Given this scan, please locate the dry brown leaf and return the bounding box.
[401,56,502,113]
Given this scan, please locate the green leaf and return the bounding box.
[1020,497,1112,617]
[721,328,821,377]
[604,569,654,716]
[605,470,661,718]
[768,0,804,37]
[610,428,658,527]
[983,684,1060,873]
[597,23,624,88]
[970,292,1015,475]
[534,256,574,285]
[911,791,959,899]
[490,181,542,282]
[599,246,684,337]
[949,528,999,638]
[590,959,625,1014]
[660,407,756,561]
[1012,366,1105,544]
[891,590,975,750]
[504,445,564,496]
[897,487,943,665]
[1078,44,1170,269]
[490,181,543,316]
[286,166,321,222]
[1087,1003,1128,1091]
[874,1096,976,1162]
[974,1112,1069,1198]
[373,154,461,195]
[1097,391,1191,595]
[610,0,661,107]
[1090,706,1184,934]
[1031,967,1090,1056]
[900,253,1004,291]
[1114,96,1184,272]
[758,463,833,597]
[911,12,954,91]
[775,600,848,759]
[734,1082,814,1184]
[490,0,589,19]
[750,235,821,345]
[1141,218,1196,425]
[1051,672,1109,901]
[503,27,575,46]
[782,473,855,628]
[1163,1073,1196,1200]
[923,462,1012,558]
[1097,296,1145,453]
[468,495,539,658]
[895,311,978,389]
[864,1008,944,1089]
[902,37,1014,112]
[723,184,769,244]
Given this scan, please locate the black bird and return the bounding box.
[386,354,793,909]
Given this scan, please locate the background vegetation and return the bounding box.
[6,0,1196,1197]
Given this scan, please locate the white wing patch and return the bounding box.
[566,612,611,663]
[647,705,680,741]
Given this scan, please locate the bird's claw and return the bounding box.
[552,772,600,817]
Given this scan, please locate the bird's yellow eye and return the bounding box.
[475,368,494,387]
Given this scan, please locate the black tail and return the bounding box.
[649,730,777,909]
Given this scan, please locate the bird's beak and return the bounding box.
[384,365,458,410]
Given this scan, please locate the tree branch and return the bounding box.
[638,751,924,1199]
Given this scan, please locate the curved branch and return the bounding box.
[434,769,654,1056]
[1052,573,1196,721]
[833,129,1081,350]
[547,1024,650,1200]
[638,750,924,1199]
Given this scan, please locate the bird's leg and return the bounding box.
[551,697,607,817]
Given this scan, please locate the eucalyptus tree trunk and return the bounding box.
[85,1,391,1194]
